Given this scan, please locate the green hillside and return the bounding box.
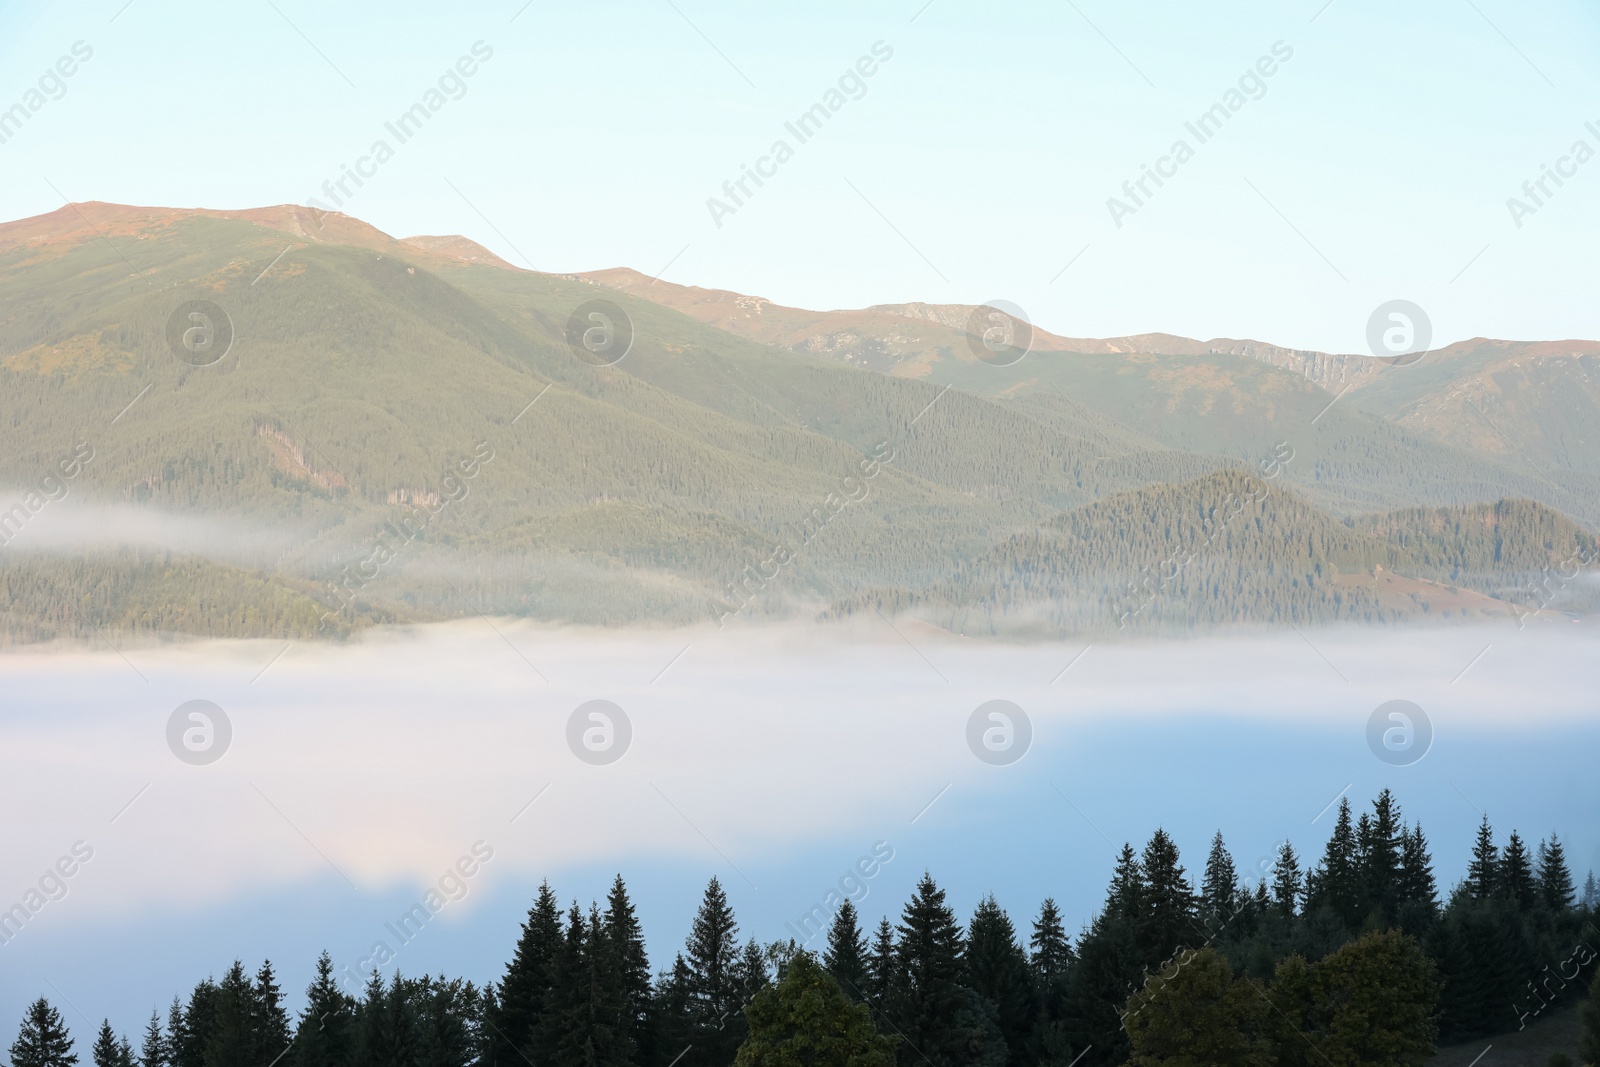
[0,204,1593,642]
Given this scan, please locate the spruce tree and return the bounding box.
[1467,816,1499,899]
[174,983,217,1067]
[602,875,652,1065]
[1536,835,1576,912]
[163,1001,184,1067]
[1362,789,1403,922]
[1136,829,1199,968]
[489,881,562,1067]
[964,896,1035,1065]
[1582,870,1599,911]
[253,961,292,1067]
[683,877,743,1067]
[91,1021,121,1067]
[1396,825,1439,932]
[1270,841,1302,918]
[117,1038,133,1067]
[822,899,869,1001]
[1027,900,1073,1067]
[1105,844,1144,923]
[1502,831,1536,911]
[138,1011,165,1067]
[352,972,416,1067]
[865,917,897,1022]
[9,998,78,1067]
[207,961,257,1067]
[1199,832,1238,934]
[1305,798,1361,932]
[888,873,1005,1067]
[296,951,356,1067]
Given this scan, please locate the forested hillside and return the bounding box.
[0,203,1595,643]
[10,793,1598,1067]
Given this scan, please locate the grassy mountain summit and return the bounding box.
[0,202,1593,643]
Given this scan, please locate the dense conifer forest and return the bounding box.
[10,793,1599,1067]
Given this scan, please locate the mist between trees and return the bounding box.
[9,790,1600,1067]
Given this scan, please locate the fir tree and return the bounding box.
[1467,816,1499,899]
[490,881,562,1067]
[1028,899,1073,986]
[1536,835,1576,912]
[1582,870,1599,911]
[174,982,217,1067]
[206,962,257,1067]
[296,951,356,1067]
[1137,829,1198,967]
[1199,832,1238,933]
[1305,798,1362,931]
[253,961,292,1067]
[1105,844,1144,924]
[683,877,743,1067]
[964,895,1035,1065]
[1502,831,1536,911]
[865,918,897,1021]
[602,875,652,1065]
[822,899,869,1001]
[1361,789,1403,921]
[138,1011,165,1067]
[9,998,78,1067]
[1270,841,1302,918]
[888,873,1004,1067]
[91,1021,121,1067]
[1027,900,1074,1067]
[163,1001,183,1067]
[1396,825,1439,932]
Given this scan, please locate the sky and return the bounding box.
[2,621,1597,1032]
[3,0,1600,352]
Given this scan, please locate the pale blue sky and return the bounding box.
[3,0,1599,350]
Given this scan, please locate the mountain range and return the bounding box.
[0,201,1594,644]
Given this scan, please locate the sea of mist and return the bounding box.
[1,617,1595,1033]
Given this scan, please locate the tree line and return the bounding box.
[10,791,1600,1067]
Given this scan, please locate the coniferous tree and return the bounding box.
[174,982,217,1067]
[117,1037,134,1067]
[602,875,652,1065]
[138,1011,165,1067]
[1502,832,1536,911]
[1396,825,1439,933]
[1199,832,1238,935]
[652,955,696,1067]
[352,972,416,1067]
[822,899,869,1001]
[1105,844,1144,923]
[964,896,1035,1065]
[163,1002,183,1067]
[1305,798,1361,932]
[10,999,78,1067]
[1467,816,1499,899]
[1536,836,1576,912]
[865,918,896,1023]
[1136,829,1198,967]
[297,951,357,1067]
[91,1021,121,1067]
[1270,842,1302,918]
[411,977,476,1067]
[207,962,257,1067]
[683,877,743,1067]
[1027,899,1074,1067]
[1361,790,1403,923]
[887,873,1004,1067]
[1582,870,1599,911]
[253,961,292,1067]
[490,881,562,1067]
